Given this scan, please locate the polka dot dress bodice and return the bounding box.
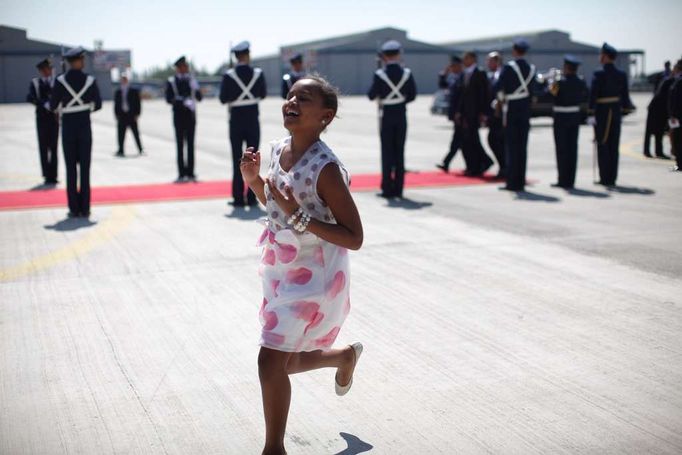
[264,137,349,232]
[257,136,352,353]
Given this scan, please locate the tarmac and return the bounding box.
[1,93,681,454]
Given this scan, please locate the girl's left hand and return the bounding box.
[265,178,299,216]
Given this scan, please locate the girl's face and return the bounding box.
[282,79,334,133]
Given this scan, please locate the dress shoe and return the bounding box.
[656,154,672,160]
[230,200,246,207]
[376,192,393,199]
[67,211,79,218]
[115,151,124,157]
[643,152,652,158]
[435,163,449,173]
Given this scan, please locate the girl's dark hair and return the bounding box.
[301,74,340,117]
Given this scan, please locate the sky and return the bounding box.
[2,0,680,74]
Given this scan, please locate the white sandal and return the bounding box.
[335,342,363,396]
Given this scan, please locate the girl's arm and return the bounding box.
[267,163,363,250]
[240,147,267,205]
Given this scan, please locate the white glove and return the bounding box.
[43,101,51,110]
[587,116,596,126]
[189,78,199,91]
[183,98,195,110]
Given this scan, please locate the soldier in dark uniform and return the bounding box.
[494,38,536,191]
[549,55,589,189]
[486,51,506,178]
[114,74,143,157]
[281,53,306,99]
[436,55,463,172]
[367,40,417,198]
[668,59,682,171]
[165,56,202,182]
[219,41,267,207]
[27,58,60,185]
[588,43,635,187]
[457,51,493,176]
[49,47,102,218]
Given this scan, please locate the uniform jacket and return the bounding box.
[367,62,417,115]
[49,69,102,115]
[27,77,56,117]
[589,63,635,113]
[219,64,267,117]
[165,74,203,114]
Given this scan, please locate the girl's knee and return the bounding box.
[258,347,289,378]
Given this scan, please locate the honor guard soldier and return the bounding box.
[166,56,202,182]
[114,74,144,157]
[219,41,267,207]
[494,38,536,192]
[27,58,59,185]
[486,51,506,178]
[49,46,102,218]
[668,59,682,171]
[549,55,589,189]
[436,55,464,173]
[367,40,417,198]
[281,53,306,99]
[588,43,635,187]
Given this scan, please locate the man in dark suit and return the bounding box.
[49,46,102,218]
[643,68,674,159]
[456,51,493,176]
[114,74,143,157]
[436,55,463,173]
[166,56,202,182]
[486,51,506,178]
[494,38,537,191]
[368,40,417,198]
[281,53,306,99]
[27,58,59,185]
[220,41,267,207]
[588,43,635,187]
[668,59,682,171]
[549,55,589,189]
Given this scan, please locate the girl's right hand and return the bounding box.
[240,147,260,184]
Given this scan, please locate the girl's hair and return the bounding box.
[300,74,340,118]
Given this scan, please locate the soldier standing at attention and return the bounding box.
[436,55,463,173]
[494,38,536,192]
[166,56,202,182]
[588,43,635,187]
[486,51,506,178]
[220,41,267,207]
[27,58,59,185]
[668,59,682,172]
[549,55,589,189]
[114,74,144,157]
[49,46,102,218]
[367,40,417,199]
[281,53,306,99]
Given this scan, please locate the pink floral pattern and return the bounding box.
[257,137,352,352]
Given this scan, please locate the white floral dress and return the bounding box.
[257,137,351,352]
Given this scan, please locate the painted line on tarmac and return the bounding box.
[0,205,136,282]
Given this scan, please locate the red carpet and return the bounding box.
[0,171,500,211]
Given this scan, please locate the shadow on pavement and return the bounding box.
[387,197,434,210]
[567,188,610,198]
[335,432,373,455]
[225,206,266,220]
[514,190,561,202]
[606,185,655,195]
[29,183,58,191]
[44,217,97,231]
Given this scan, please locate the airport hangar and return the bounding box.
[250,27,644,96]
[0,25,129,103]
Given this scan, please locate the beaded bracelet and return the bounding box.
[294,212,311,233]
[287,208,303,226]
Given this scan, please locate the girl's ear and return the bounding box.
[321,109,334,126]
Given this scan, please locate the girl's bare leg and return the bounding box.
[286,347,355,385]
[258,347,293,455]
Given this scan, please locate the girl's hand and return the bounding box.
[240,147,260,184]
[265,177,299,217]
